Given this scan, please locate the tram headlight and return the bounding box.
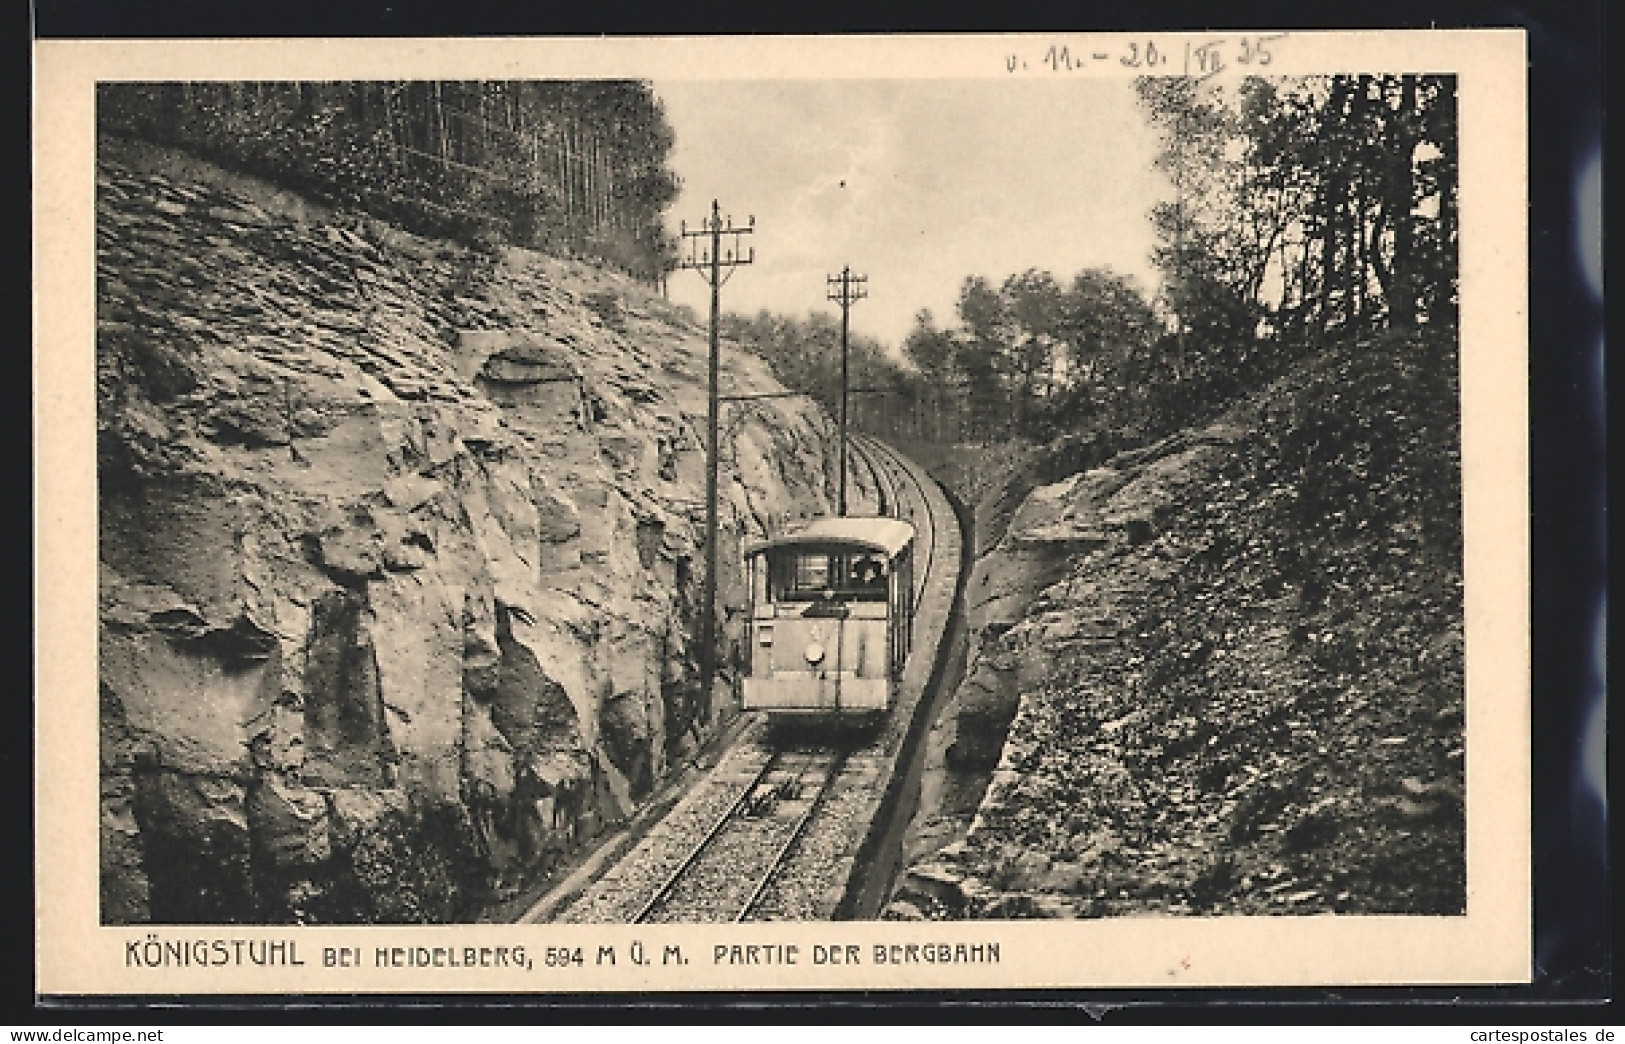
[804,642,825,666]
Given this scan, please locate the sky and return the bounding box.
[650,78,1174,352]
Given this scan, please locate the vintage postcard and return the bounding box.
[35,30,1529,995]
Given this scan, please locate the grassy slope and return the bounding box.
[955,327,1466,916]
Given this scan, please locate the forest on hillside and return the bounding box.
[97,73,1459,453]
[742,74,1458,456]
[98,81,682,281]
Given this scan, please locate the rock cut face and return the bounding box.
[96,138,839,924]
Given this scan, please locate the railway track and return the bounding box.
[850,435,893,517]
[621,441,920,924]
[632,748,843,923]
[853,435,937,604]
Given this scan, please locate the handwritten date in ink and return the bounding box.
[1188,34,1286,80]
[1004,35,1286,78]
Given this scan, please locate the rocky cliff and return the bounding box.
[895,330,1465,918]
[96,138,842,924]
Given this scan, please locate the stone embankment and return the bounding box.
[96,137,841,924]
[892,333,1465,918]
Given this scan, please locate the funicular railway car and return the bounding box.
[741,517,917,718]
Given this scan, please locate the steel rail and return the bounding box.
[855,436,936,604]
[629,753,780,924]
[849,436,890,518]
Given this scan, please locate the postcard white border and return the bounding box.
[35,30,1530,994]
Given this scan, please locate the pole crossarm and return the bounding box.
[826,270,869,304]
[678,201,755,286]
[675,199,756,724]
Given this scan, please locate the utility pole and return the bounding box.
[826,265,868,516]
[677,200,754,720]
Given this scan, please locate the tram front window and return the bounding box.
[849,556,887,599]
[773,551,886,603]
[791,553,830,594]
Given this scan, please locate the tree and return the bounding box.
[902,309,957,380]
[901,310,964,442]
[97,80,684,279]
[1137,73,1460,385]
[1049,269,1161,433]
[954,276,1015,440]
[1000,269,1065,433]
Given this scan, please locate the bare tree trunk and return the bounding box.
[381,84,401,178]
[432,82,448,162]
[584,131,593,232]
[1387,76,1419,330]
[563,123,574,235]
[478,83,489,165]
[1316,79,1351,334]
[1353,188,1366,326]
[1318,200,1337,333]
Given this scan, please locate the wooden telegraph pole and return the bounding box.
[826,266,868,516]
[677,200,754,718]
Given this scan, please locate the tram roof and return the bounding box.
[744,516,916,560]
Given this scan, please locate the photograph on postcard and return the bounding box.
[37,31,1529,991]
